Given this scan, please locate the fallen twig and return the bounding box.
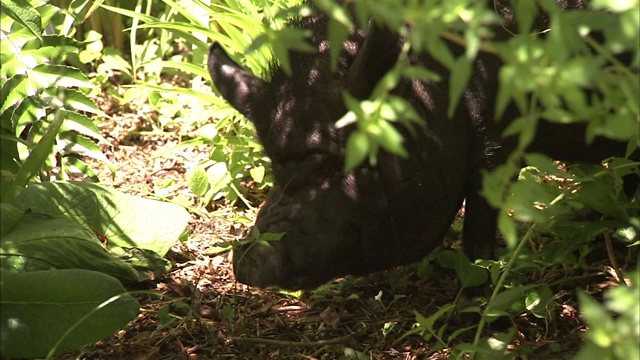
[229,332,358,347]
[604,230,627,286]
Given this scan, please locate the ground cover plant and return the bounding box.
[0,0,638,359]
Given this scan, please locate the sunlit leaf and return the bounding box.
[1,0,42,42]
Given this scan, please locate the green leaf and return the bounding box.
[402,65,441,82]
[10,181,190,257]
[250,165,266,183]
[1,0,43,42]
[188,166,210,197]
[0,203,24,237]
[60,89,102,115]
[0,75,36,115]
[513,0,539,34]
[344,130,370,173]
[0,46,75,79]
[109,247,172,281]
[207,162,232,194]
[57,131,103,157]
[0,269,139,358]
[98,3,159,23]
[260,231,285,242]
[41,34,83,49]
[7,96,46,131]
[61,157,101,182]
[125,83,222,105]
[159,61,210,79]
[448,56,472,118]
[11,109,66,197]
[61,111,106,141]
[133,22,210,52]
[486,284,539,318]
[0,170,18,203]
[578,177,628,220]
[436,250,487,288]
[31,64,94,89]
[426,35,454,69]
[374,120,409,158]
[0,211,140,282]
[525,286,553,319]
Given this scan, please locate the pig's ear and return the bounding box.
[208,43,265,117]
[345,22,402,100]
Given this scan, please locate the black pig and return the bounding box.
[208,3,633,289]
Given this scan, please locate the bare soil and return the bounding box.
[53,90,607,360]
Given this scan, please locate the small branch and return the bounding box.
[229,332,357,347]
[604,230,627,286]
[439,31,498,55]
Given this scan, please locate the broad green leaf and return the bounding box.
[436,250,487,288]
[109,246,172,280]
[31,64,94,89]
[486,284,539,317]
[0,203,24,237]
[507,176,558,223]
[250,165,266,183]
[524,153,564,175]
[10,181,190,256]
[0,169,19,203]
[525,286,554,319]
[1,0,42,42]
[578,177,628,220]
[0,269,139,358]
[0,212,140,282]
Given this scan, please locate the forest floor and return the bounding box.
[53,90,602,360]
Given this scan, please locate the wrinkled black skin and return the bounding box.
[208,2,632,290]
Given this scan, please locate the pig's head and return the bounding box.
[208,21,467,289]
